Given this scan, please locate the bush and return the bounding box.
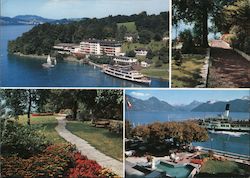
[243,36,250,54]
[69,152,102,178]
[155,60,163,67]
[1,121,49,158]
[179,30,195,54]
[1,144,76,178]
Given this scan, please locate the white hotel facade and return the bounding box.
[80,39,121,56]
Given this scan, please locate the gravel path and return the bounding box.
[209,40,250,88]
[55,116,123,177]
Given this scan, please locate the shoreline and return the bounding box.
[12,52,169,82]
[13,52,86,63]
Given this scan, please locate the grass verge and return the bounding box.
[18,115,66,144]
[172,55,205,87]
[200,160,250,175]
[66,121,123,161]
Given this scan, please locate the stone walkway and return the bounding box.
[55,116,123,177]
[209,40,250,88]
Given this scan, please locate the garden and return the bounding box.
[0,89,123,177]
[172,0,250,88]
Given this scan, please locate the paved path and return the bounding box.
[55,116,123,177]
[209,40,250,88]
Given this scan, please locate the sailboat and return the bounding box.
[42,55,55,68]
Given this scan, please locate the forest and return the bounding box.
[8,11,169,55]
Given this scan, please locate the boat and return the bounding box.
[103,65,151,85]
[198,104,250,133]
[42,55,55,68]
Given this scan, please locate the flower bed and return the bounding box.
[1,144,118,178]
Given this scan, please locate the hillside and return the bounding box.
[192,99,250,112]
[126,95,175,112]
[117,22,137,33]
[127,95,250,113]
[0,15,81,25]
[8,11,169,55]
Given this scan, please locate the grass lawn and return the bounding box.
[200,160,250,175]
[117,21,137,33]
[172,55,205,87]
[18,115,66,144]
[141,63,169,80]
[66,121,123,161]
[122,41,166,53]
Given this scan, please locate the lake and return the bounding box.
[126,110,250,156]
[0,25,168,87]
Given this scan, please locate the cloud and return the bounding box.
[130,92,151,99]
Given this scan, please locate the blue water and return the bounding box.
[126,111,250,156]
[0,25,168,87]
[126,111,250,125]
[156,162,193,178]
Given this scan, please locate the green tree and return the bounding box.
[154,33,162,41]
[179,29,195,54]
[146,49,154,59]
[173,0,233,47]
[139,30,152,44]
[0,90,41,125]
[126,50,136,57]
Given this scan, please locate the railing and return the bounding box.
[201,147,250,161]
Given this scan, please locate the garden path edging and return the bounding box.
[55,116,123,177]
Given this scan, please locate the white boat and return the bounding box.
[199,104,250,133]
[42,55,55,68]
[103,65,151,85]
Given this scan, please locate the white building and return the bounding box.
[124,36,133,42]
[141,61,150,68]
[80,39,121,56]
[53,43,80,54]
[162,36,169,41]
[134,48,148,56]
[113,56,138,65]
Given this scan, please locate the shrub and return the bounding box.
[1,121,49,158]
[1,144,76,177]
[68,152,102,178]
[243,36,250,54]
[179,29,195,54]
[155,60,163,67]
[99,168,118,177]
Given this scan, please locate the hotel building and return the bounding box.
[80,39,122,56]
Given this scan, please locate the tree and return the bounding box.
[158,47,169,64]
[0,90,41,125]
[116,25,127,41]
[95,90,123,120]
[125,50,136,57]
[173,0,233,47]
[132,125,150,141]
[173,50,183,67]
[179,29,195,54]
[139,30,152,44]
[154,33,162,41]
[146,49,154,59]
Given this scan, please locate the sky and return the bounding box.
[126,90,250,105]
[1,0,169,19]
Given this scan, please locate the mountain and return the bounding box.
[192,99,250,112]
[0,15,86,25]
[175,100,203,111]
[126,95,175,112]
